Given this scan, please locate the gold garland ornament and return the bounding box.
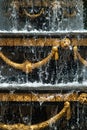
[0,38,71,73]
[24,8,44,19]
[60,38,71,48]
[73,45,87,66]
[63,10,77,18]
[0,46,58,73]
[0,102,71,130]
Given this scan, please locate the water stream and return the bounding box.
[0,0,86,130]
[0,45,87,88]
[0,0,84,32]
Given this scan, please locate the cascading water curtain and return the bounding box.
[0,0,84,31]
[0,45,87,86]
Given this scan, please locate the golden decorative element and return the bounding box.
[52,46,59,60]
[0,38,71,73]
[73,46,78,60]
[78,93,87,104]
[73,45,87,66]
[0,102,71,130]
[0,46,58,73]
[0,93,86,103]
[11,0,77,19]
[77,51,87,66]
[51,1,77,18]
[65,102,71,120]
[60,38,71,48]
[11,0,77,9]
[0,37,87,73]
[24,8,44,19]
[0,38,87,46]
[12,0,45,19]
[63,10,77,17]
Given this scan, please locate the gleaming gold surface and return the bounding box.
[0,38,87,73]
[78,93,87,104]
[0,38,70,73]
[0,46,58,73]
[0,38,87,46]
[0,93,86,103]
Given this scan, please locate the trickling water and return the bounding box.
[0,0,84,31]
[10,1,18,31]
[0,1,86,130]
[0,46,87,86]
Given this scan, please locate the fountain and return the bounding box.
[0,0,86,130]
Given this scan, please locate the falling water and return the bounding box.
[10,1,18,31]
[0,45,87,87]
[0,0,86,130]
[0,0,84,31]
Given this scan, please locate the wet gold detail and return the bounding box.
[78,93,87,104]
[0,46,58,73]
[0,93,86,103]
[0,38,70,73]
[0,102,71,130]
[0,93,86,130]
[24,8,44,19]
[0,38,87,46]
[63,10,77,17]
[0,38,87,73]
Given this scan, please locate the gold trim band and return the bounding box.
[0,38,86,46]
[0,93,86,104]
